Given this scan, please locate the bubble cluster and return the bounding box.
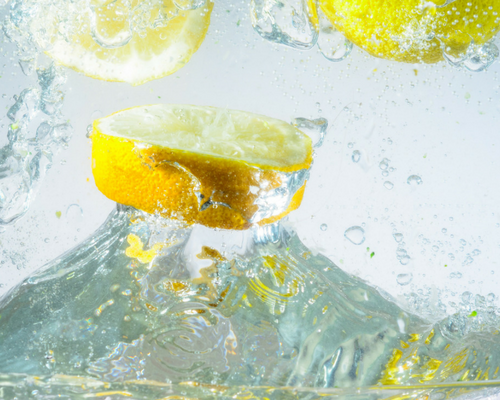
[0,64,70,225]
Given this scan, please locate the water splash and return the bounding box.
[174,0,207,11]
[250,0,318,50]
[292,116,328,148]
[250,0,352,63]
[0,63,70,225]
[444,40,499,72]
[250,168,310,223]
[1,206,500,397]
[316,5,353,62]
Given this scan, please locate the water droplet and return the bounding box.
[407,175,423,185]
[86,124,93,138]
[344,226,365,245]
[442,228,447,234]
[320,223,327,231]
[347,142,354,149]
[351,150,361,163]
[397,273,413,286]
[384,181,394,190]
[460,239,467,246]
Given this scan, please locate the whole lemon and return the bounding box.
[319,0,500,63]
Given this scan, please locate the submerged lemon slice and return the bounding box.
[318,0,500,63]
[46,0,213,85]
[91,104,313,230]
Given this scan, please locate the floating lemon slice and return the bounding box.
[46,0,213,85]
[91,104,313,230]
[318,0,500,63]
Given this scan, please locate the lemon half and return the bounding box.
[91,104,313,230]
[319,0,500,63]
[46,1,213,85]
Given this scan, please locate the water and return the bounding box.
[1,205,500,398]
[0,63,70,225]
[292,117,328,148]
[250,0,319,50]
[315,3,353,62]
[1,0,500,398]
[444,41,500,73]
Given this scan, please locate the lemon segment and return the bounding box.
[319,0,500,63]
[91,104,313,230]
[46,1,213,85]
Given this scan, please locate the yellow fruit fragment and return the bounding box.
[45,0,213,85]
[318,0,500,63]
[91,104,313,230]
[125,233,165,264]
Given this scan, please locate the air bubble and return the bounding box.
[344,226,365,245]
[393,233,404,242]
[397,273,413,286]
[384,181,394,190]
[351,150,361,163]
[379,158,390,170]
[407,175,423,185]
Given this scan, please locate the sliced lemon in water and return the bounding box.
[318,0,500,63]
[91,104,313,230]
[46,0,213,85]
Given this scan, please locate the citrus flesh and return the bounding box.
[318,0,500,63]
[91,104,313,230]
[45,0,213,85]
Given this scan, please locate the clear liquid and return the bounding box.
[1,205,500,398]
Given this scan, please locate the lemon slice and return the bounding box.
[318,0,500,63]
[45,1,213,85]
[91,104,313,230]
